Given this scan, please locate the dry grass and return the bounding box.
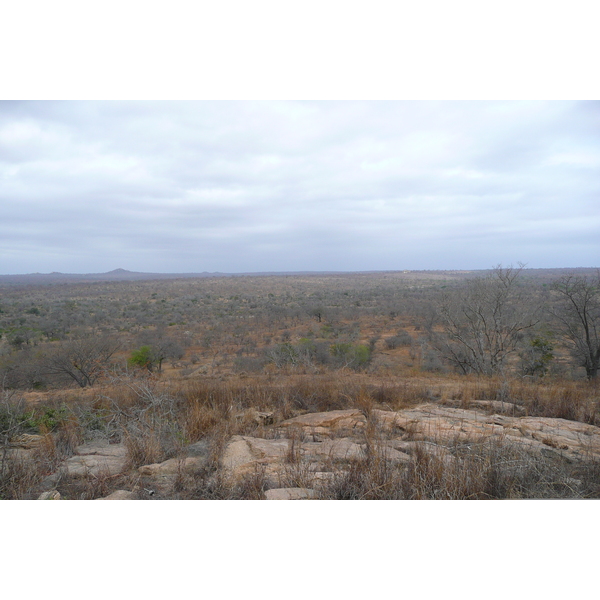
[0,454,42,499]
[429,375,600,424]
[318,437,585,500]
[3,371,600,499]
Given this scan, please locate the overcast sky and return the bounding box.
[1,100,598,274]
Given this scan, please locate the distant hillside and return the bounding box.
[0,268,351,286]
[0,269,226,285]
[0,267,597,287]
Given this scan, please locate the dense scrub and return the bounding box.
[1,268,599,499]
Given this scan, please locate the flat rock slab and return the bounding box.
[278,409,366,434]
[368,443,412,464]
[299,438,365,461]
[96,490,137,500]
[218,404,600,490]
[138,456,208,477]
[265,487,319,500]
[61,441,128,478]
[515,417,600,460]
[374,404,600,462]
[221,435,371,483]
[221,436,290,473]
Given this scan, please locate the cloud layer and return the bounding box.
[1,100,599,273]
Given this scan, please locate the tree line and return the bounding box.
[0,267,599,389]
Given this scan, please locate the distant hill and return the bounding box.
[0,267,597,287]
[0,268,227,285]
[0,268,352,286]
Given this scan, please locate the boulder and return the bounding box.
[38,490,61,500]
[59,440,127,478]
[265,487,319,500]
[221,435,291,473]
[138,456,208,477]
[96,490,137,500]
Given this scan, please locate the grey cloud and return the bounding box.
[1,100,599,273]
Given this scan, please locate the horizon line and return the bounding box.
[1,265,599,277]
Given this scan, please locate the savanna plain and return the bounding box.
[2,266,600,500]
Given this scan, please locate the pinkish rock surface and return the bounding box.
[34,399,600,499]
[60,440,128,478]
[96,489,137,500]
[218,403,600,491]
[278,409,366,434]
[264,488,319,500]
[138,456,207,477]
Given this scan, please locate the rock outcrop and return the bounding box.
[60,440,128,478]
[218,403,600,491]
[369,404,600,463]
[28,400,600,499]
[40,440,127,488]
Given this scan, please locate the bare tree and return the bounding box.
[551,272,600,380]
[135,329,184,373]
[43,336,120,388]
[437,264,539,375]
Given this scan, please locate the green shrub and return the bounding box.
[35,406,69,432]
[129,345,154,371]
[520,335,554,377]
[330,343,372,370]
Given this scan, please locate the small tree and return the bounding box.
[43,336,120,388]
[129,346,154,371]
[437,264,539,376]
[151,337,184,372]
[519,334,554,377]
[129,339,184,373]
[551,272,600,380]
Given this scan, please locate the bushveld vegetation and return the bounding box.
[1,266,599,499]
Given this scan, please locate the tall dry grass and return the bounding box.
[3,371,600,499]
[319,437,586,500]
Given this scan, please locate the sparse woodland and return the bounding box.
[1,267,600,499]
